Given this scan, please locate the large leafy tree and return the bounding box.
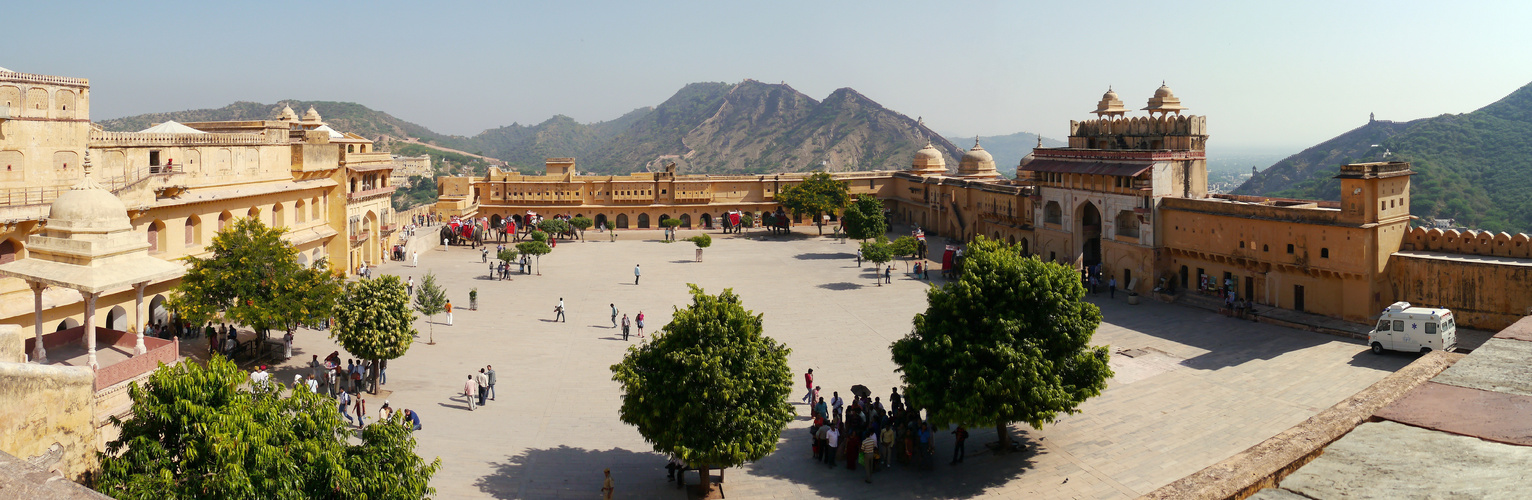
[890,236,1113,452]
[860,237,894,286]
[610,285,794,492]
[515,239,551,275]
[333,275,416,394]
[568,216,593,240]
[775,172,850,235]
[842,194,888,242]
[170,217,342,344]
[412,272,447,345]
[95,356,440,499]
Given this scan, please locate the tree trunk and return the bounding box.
[995,422,1010,454]
[697,463,712,490]
[428,316,436,345]
[535,256,541,275]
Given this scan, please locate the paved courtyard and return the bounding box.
[274,227,1414,499]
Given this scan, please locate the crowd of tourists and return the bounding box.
[797,369,970,485]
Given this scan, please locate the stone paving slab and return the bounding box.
[1374,381,1532,446]
[1273,421,1532,500]
[269,227,1411,499]
[1433,338,1532,397]
[1491,316,1532,342]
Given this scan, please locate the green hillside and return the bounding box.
[1235,81,1532,233]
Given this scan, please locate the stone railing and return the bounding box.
[1401,226,1532,259]
[89,130,275,147]
[95,332,178,392]
[347,186,396,202]
[0,163,182,208]
[0,70,89,87]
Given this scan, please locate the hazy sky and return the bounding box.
[9,0,1532,152]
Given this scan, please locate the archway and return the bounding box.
[185,215,201,246]
[511,214,524,226]
[616,214,629,229]
[56,318,79,332]
[1008,234,1016,245]
[298,253,310,268]
[659,214,671,227]
[1077,202,1102,268]
[700,213,712,229]
[149,295,168,327]
[489,214,502,228]
[219,211,233,232]
[147,220,166,253]
[363,211,379,265]
[1020,238,1030,256]
[0,238,22,264]
[680,214,691,228]
[594,214,608,229]
[106,305,128,331]
[637,213,650,229]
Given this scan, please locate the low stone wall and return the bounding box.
[1390,251,1532,331]
[1140,351,1460,500]
[0,327,98,483]
[1402,226,1532,259]
[94,336,176,392]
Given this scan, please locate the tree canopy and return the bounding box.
[689,234,712,248]
[169,217,342,338]
[515,240,551,275]
[860,237,894,285]
[568,216,593,239]
[609,285,794,489]
[775,172,850,234]
[890,236,1112,451]
[333,275,416,393]
[412,272,447,345]
[95,356,440,499]
[843,194,888,241]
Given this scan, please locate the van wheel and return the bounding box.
[1420,347,1432,355]
[1370,343,1384,355]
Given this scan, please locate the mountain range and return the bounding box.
[1235,81,1532,233]
[100,80,1068,177]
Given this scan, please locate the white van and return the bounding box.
[1368,302,1457,354]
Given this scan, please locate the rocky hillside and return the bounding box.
[1235,81,1532,233]
[97,80,964,176]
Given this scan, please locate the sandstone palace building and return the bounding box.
[440,85,1532,332]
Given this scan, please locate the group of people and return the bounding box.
[462,365,496,411]
[799,369,969,485]
[611,304,646,341]
[487,244,533,279]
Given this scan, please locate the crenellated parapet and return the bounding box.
[1068,114,1209,151]
[1401,227,1532,259]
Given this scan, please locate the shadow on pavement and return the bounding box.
[474,445,672,499]
[795,252,856,260]
[747,422,1039,499]
[817,282,864,291]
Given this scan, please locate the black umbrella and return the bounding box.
[850,385,871,398]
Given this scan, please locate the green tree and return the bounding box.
[412,272,447,345]
[169,217,341,353]
[689,234,712,261]
[497,247,518,264]
[332,275,416,395]
[843,194,888,242]
[775,172,851,235]
[890,236,1112,452]
[890,236,918,270]
[860,237,894,286]
[516,240,551,275]
[610,285,794,492]
[568,216,594,241]
[95,356,440,499]
[661,217,683,240]
[537,219,570,239]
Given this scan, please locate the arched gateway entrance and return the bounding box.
[1077,202,1102,268]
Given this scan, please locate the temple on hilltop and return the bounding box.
[439,82,1532,333]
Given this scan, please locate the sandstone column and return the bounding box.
[133,282,147,355]
[82,291,98,369]
[31,281,47,363]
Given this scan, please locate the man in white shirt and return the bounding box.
[250,366,269,387]
[830,392,845,421]
[824,426,841,468]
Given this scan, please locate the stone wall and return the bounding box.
[0,325,98,483]
[1389,252,1532,331]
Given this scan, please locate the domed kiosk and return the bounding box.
[1093,87,1128,118]
[909,140,948,176]
[957,138,1001,178]
[0,153,184,366]
[1142,83,1188,116]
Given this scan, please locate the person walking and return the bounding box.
[824,425,840,468]
[634,264,641,285]
[407,276,414,296]
[353,393,367,428]
[481,248,488,263]
[801,368,815,403]
[880,425,895,468]
[856,248,862,266]
[1109,277,1117,299]
[831,392,845,422]
[601,469,614,500]
[950,425,969,464]
[464,375,478,411]
[862,432,878,483]
[554,298,566,323]
[635,312,645,338]
[338,391,354,426]
[610,303,618,328]
[445,300,454,326]
[884,266,892,284]
[475,369,489,407]
[486,365,496,401]
[621,314,631,341]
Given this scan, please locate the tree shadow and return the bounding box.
[670,260,698,264]
[746,422,1039,499]
[795,252,855,260]
[474,445,677,500]
[817,282,864,291]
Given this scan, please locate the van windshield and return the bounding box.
[1376,320,1390,332]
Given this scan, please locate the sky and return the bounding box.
[8,0,1532,153]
